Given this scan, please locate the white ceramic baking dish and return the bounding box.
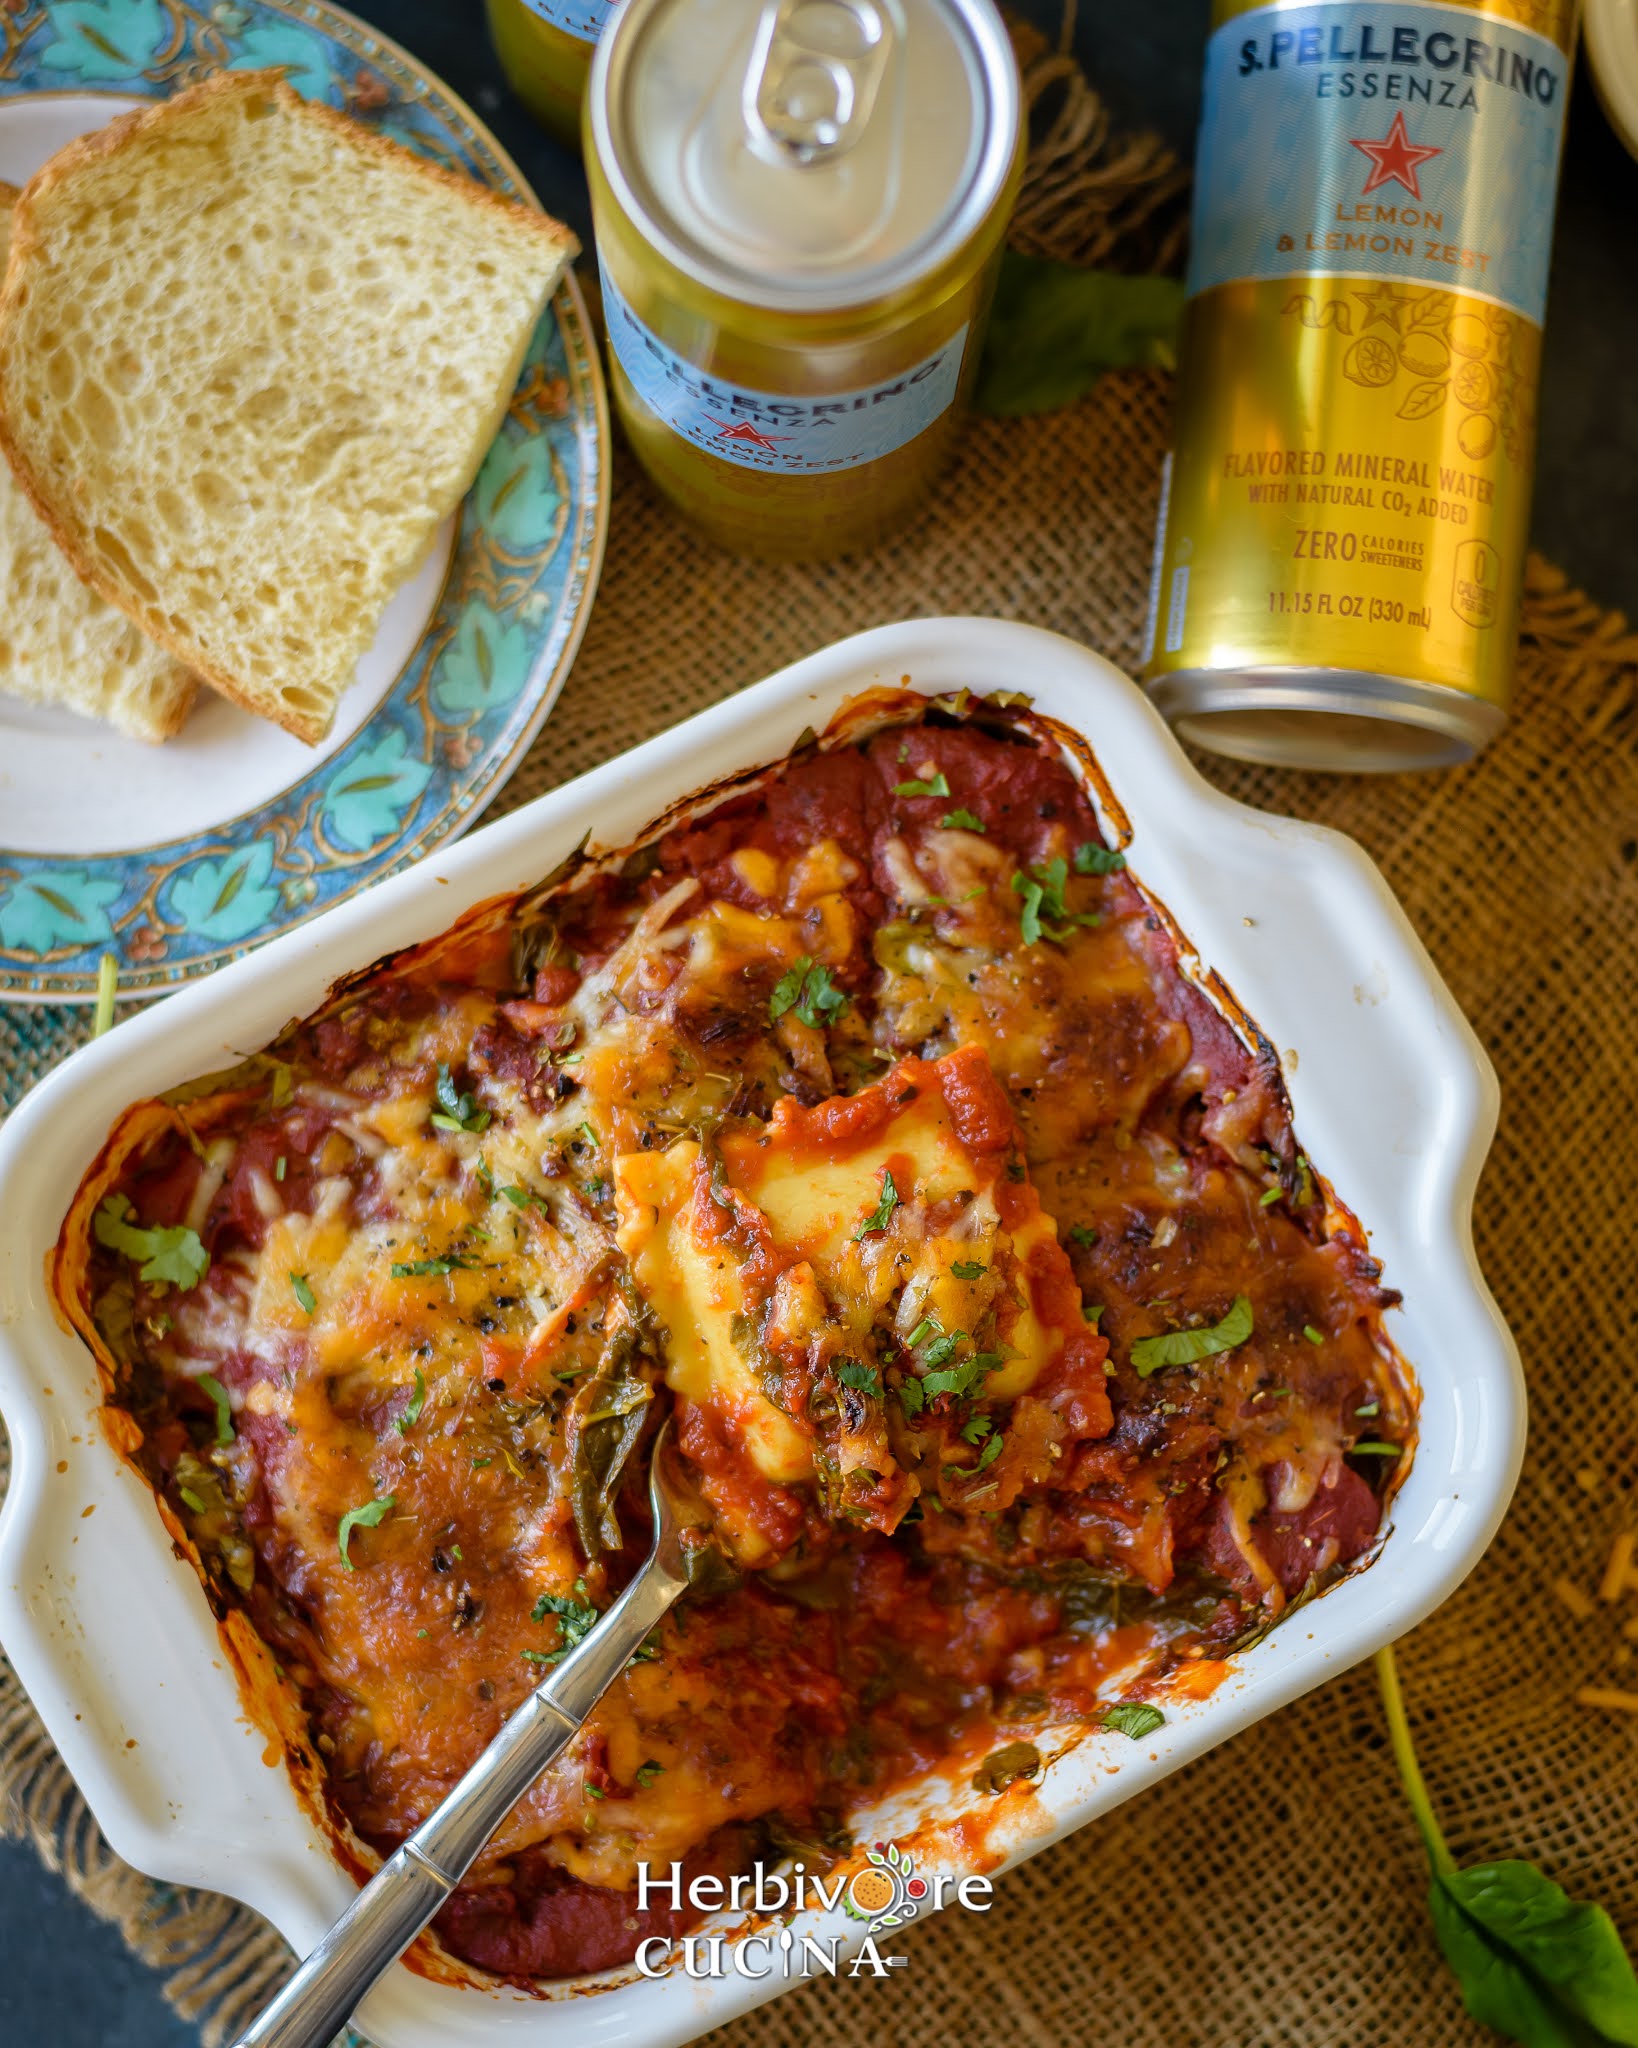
[0,620,1522,2048]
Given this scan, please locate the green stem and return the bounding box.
[1374,1642,1456,1877]
[92,953,117,1039]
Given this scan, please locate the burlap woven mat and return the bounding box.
[5,30,1638,2048]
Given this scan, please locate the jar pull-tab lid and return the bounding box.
[742,0,902,163]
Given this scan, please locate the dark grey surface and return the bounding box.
[5,6,1635,2046]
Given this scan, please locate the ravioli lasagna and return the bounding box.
[55,689,1414,1982]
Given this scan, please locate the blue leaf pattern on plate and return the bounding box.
[475,432,560,553]
[36,0,167,77]
[0,1,601,998]
[226,26,336,101]
[432,604,535,720]
[322,731,434,853]
[0,870,121,953]
[165,840,282,942]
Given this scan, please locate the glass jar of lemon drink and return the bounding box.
[586,0,1023,559]
[485,0,612,148]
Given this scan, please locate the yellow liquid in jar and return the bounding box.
[587,138,1022,561]
[486,0,595,150]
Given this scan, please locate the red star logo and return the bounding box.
[708,417,792,451]
[1349,111,1442,199]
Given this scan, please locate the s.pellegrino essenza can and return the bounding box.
[486,0,612,147]
[586,0,1023,560]
[1143,0,1576,770]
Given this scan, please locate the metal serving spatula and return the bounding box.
[230,1421,704,2048]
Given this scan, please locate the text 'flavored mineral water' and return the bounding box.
[1144,0,1576,771]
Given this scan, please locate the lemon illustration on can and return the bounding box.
[1448,312,1491,359]
[1343,335,1398,387]
[1453,359,1496,410]
[1457,413,1498,459]
[1398,331,1451,380]
[1343,335,1392,387]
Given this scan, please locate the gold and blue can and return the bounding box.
[586,0,1023,560]
[486,0,612,148]
[1144,0,1577,770]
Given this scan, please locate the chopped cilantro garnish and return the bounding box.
[951,1260,987,1280]
[1259,1186,1282,1208]
[429,1063,491,1135]
[1352,1440,1402,1457]
[1129,1295,1253,1378]
[635,1759,665,1788]
[1012,857,1101,946]
[395,1366,427,1436]
[576,1121,599,1151]
[532,1588,601,1662]
[1074,842,1127,875]
[920,1350,1002,1401]
[906,1315,941,1349]
[198,1373,234,1446]
[961,1412,994,1444]
[853,1169,901,1239]
[837,1359,882,1397]
[769,956,849,1029]
[274,1156,287,1183]
[500,1184,548,1212]
[897,1376,926,1416]
[1083,1304,1105,1328]
[338,1494,395,1569]
[941,808,985,831]
[390,1255,472,1279]
[178,1486,209,1515]
[1100,1702,1165,1740]
[920,1330,962,1370]
[1068,1224,1098,1248]
[584,1783,606,1799]
[475,1155,495,1195]
[1305,1325,1326,1346]
[1356,1400,1380,1417]
[520,1649,552,1666]
[974,1430,1004,1471]
[289,1272,316,1315]
[93,1195,209,1291]
[893,771,951,798]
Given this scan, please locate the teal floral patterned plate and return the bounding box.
[0,0,607,1003]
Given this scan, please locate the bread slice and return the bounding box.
[0,185,196,742]
[0,74,576,744]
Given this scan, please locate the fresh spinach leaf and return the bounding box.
[976,251,1184,418]
[1378,1644,1638,2047]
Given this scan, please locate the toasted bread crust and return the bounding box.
[0,180,199,742]
[0,72,578,745]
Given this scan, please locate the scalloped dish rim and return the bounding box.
[0,619,1523,2048]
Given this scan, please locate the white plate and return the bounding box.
[0,5,608,1003]
[0,620,1523,2048]
[1588,0,1638,162]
